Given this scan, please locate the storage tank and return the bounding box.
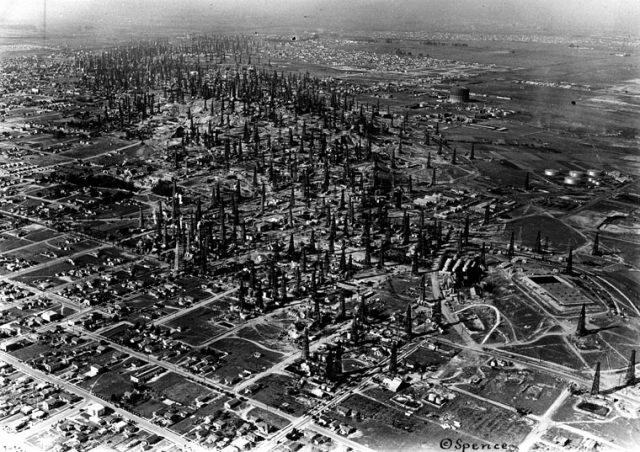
[587,169,602,177]
[569,170,584,178]
[563,176,581,185]
[544,169,560,177]
[449,87,470,103]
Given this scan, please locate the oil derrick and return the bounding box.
[431,167,437,186]
[301,248,307,272]
[333,342,343,377]
[377,242,385,269]
[364,240,372,267]
[351,317,360,344]
[293,265,301,294]
[238,279,246,311]
[280,272,287,303]
[432,299,442,326]
[195,198,202,224]
[463,215,470,246]
[591,361,601,396]
[483,203,491,225]
[162,221,168,248]
[359,294,367,324]
[508,231,515,259]
[411,250,419,276]
[260,182,265,214]
[309,230,316,253]
[592,232,600,256]
[302,328,310,361]
[576,304,587,337]
[404,304,413,338]
[173,236,182,275]
[314,295,321,323]
[524,172,530,190]
[325,350,335,380]
[402,210,411,245]
[172,179,179,218]
[219,203,227,256]
[470,143,475,160]
[287,233,295,257]
[200,236,208,273]
[451,147,457,165]
[426,152,431,169]
[255,280,263,310]
[421,275,427,301]
[389,340,398,374]
[138,206,145,229]
[340,293,347,319]
[624,350,636,386]
[566,247,573,274]
[339,241,347,273]
[348,197,355,224]
[535,230,542,254]
[156,200,163,233]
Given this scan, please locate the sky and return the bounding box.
[1,0,638,35]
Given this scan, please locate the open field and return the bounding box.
[503,215,586,250]
[148,371,214,406]
[208,337,284,382]
[165,306,229,346]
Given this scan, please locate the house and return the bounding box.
[112,420,128,432]
[87,402,106,418]
[382,376,405,392]
[230,437,252,450]
[0,339,27,352]
[285,442,303,452]
[43,361,64,373]
[224,398,242,410]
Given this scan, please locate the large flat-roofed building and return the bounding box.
[449,86,470,103]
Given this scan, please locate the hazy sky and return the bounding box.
[1,0,638,35]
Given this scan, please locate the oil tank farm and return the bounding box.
[449,86,470,103]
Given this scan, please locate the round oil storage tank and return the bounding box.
[564,176,581,186]
[544,168,560,177]
[569,170,584,178]
[449,87,470,103]
[587,169,602,177]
